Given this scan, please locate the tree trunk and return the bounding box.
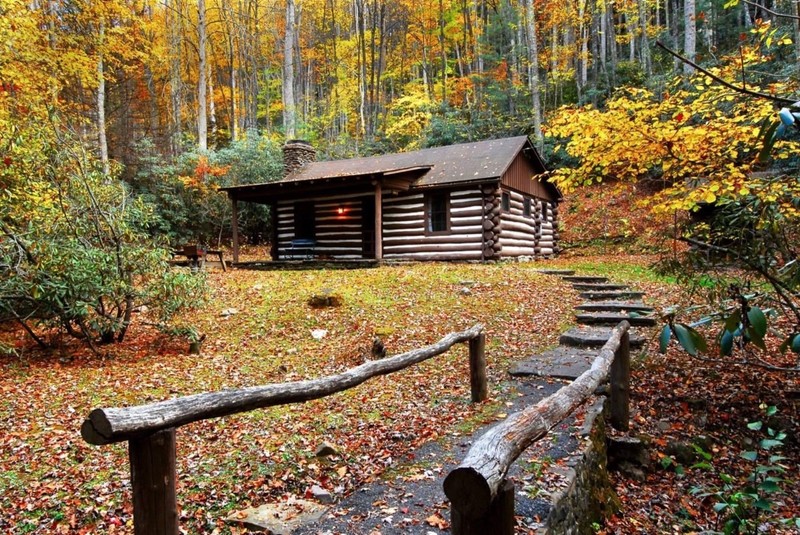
[684,0,696,74]
[97,22,109,177]
[197,0,208,151]
[168,0,183,156]
[524,0,542,145]
[283,0,297,139]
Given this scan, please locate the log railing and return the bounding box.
[82,324,487,535]
[443,321,631,535]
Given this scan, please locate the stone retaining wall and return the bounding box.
[538,397,620,534]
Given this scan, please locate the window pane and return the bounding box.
[428,192,449,232]
[501,192,510,211]
[523,197,532,217]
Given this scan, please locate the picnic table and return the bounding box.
[172,245,227,271]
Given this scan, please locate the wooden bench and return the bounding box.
[289,238,316,259]
[172,245,227,271]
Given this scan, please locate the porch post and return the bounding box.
[374,182,383,260]
[231,197,240,263]
[269,203,279,261]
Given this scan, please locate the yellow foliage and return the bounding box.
[546,68,800,219]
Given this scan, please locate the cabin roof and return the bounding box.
[283,136,538,185]
[221,136,559,200]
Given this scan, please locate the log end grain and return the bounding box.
[444,466,493,519]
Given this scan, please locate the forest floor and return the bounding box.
[0,256,797,534]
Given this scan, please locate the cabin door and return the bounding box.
[361,198,376,258]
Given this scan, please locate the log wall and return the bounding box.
[274,183,558,261]
[495,188,559,258]
[382,188,484,260]
[276,192,371,259]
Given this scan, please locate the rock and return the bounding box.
[311,329,328,340]
[459,287,472,296]
[615,461,647,481]
[458,280,476,286]
[559,326,646,349]
[225,499,327,534]
[133,305,149,313]
[371,337,386,359]
[665,440,698,465]
[220,307,238,317]
[657,420,671,432]
[315,442,338,458]
[308,290,343,308]
[608,436,650,469]
[310,485,334,504]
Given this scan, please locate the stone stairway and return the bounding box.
[510,271,656,379]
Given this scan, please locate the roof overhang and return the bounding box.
[221,166,439,203]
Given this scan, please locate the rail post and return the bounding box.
[129,428,179,535]
[468,332,488,402]
[450,479,514,535]
[609,328,630,431]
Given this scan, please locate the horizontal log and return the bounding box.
[501,212,536,227]
[383,251,483,260]
[383,233,482,244]
[448,207,483,219]
[443,322,629,518]
[383,219,425,230]
[384,194,424,204]
[498,239,535,250]
[384,242,482,253]
[451,198,483,209]
[451,189,482,197]
[383,207,425,218]
[499,246,535,257]
[82,325,484,445]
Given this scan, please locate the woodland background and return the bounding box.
[3,0,799,248]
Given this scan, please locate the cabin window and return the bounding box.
[426,192,450,233]
[501,192,510,212]
[294,201,316,239]
[523,197,532,218]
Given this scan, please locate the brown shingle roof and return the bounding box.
[281,135,536,186]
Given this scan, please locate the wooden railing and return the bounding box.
[81,324,487,535]
[443,321,631,535]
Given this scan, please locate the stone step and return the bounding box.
[559,326,646,349]
[562,275,609,283]
[576,312,658,327]
[575,301,655,313]
[571,282,629,291]
[535,269,576,276]
[509,347,600,380]
[579,290,645,300]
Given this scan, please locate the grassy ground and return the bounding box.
[0,261,582,534]
[3,257,796,534]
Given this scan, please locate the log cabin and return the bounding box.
[221,136,562,262]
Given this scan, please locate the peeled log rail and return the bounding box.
[83,324,484,446]
[443,321,629,520]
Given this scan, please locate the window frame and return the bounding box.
[425,191,451,235]
[501,191,510,212]
[523,197,532,218]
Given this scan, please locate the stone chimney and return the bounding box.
[282,140,316,177]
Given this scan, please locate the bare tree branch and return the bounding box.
[655,41,797,105]
[741,0,800,21]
